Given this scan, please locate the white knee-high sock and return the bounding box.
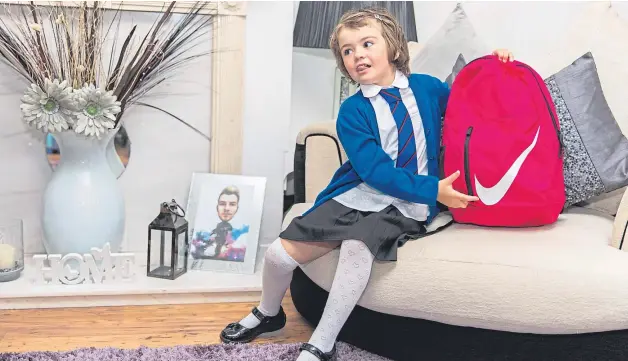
[238,238,299,328]
[297,239,374,360]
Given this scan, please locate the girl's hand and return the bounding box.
[437,171,479,209]
[492,49,514,62]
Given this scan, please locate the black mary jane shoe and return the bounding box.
[220,306,286,344]
[298,343,337,361]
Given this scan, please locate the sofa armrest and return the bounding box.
[293,121,347,204]
[612,187,628,251]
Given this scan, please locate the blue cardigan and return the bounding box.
[303,73,451,224]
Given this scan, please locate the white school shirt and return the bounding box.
[333,70,430,222]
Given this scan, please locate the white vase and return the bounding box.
[42,128,125,255]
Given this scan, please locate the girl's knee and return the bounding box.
[279,237,292,250]
[280,238,307,263]
[279,238,340,264]
[341,239,368,252]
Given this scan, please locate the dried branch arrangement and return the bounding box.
[0,1,213,137]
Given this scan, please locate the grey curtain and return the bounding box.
[293,1,417,49]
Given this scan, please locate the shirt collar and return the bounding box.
[359,70,409,98]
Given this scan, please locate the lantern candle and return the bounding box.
[0,243,16,269]
[147,199,189,280]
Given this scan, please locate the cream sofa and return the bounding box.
[284,121,628,361]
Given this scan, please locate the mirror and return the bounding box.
[46,126,131,178]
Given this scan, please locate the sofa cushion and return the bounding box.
[544,52,628,207]
[548,2,628,213]
[410,4,489,82]
[444,53,466,87]
[289,208,628,334]
[559,1,628,136]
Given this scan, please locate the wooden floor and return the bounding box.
[0,296,313,353]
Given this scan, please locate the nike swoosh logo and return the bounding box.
[474,126,540,206]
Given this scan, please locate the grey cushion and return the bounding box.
[544,52,628,207]
[410,4,489,82]
[445,53,467,87]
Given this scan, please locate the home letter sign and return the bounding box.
[32,243,136,285]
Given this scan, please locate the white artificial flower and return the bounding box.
[74,83,122,138]
[20,78,77,133]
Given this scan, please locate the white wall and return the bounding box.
[241,1,294,249]
[285,1,628,178]
[287,47,336,174]
[0,9,212,254]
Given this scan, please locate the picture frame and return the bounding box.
[185,172,266,275]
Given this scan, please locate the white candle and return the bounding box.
[0,244,16,269]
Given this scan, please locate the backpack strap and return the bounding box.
[408,212,454,243]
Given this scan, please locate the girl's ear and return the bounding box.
[394,51,400,60]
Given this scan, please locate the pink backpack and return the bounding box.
[441,55,565,227]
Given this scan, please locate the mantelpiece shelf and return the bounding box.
[0,251,265,310]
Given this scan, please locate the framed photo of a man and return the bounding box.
[186,173,266,274]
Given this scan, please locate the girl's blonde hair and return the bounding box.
[329,7,410,81]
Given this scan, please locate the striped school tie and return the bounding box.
[379,88,418,174]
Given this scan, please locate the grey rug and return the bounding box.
[0,342,391,361]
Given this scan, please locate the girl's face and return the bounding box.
[338,20,395,86]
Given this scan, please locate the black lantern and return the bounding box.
[147,199,189,280]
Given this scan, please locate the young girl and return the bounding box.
[221,8,513,361]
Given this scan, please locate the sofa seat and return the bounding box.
[285,205,628,334]
[286,119,628,359]
[285,205,628,360]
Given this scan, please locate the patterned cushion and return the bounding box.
[544,52,628,207]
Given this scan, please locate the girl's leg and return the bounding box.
[297,239,374,361]
[233,237,341,329]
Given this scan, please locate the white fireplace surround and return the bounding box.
[0,1,257,310]
[112,0,248,175]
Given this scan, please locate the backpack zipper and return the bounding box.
[464,126,474,196]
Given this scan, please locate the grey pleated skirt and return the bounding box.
[279,199,427,262]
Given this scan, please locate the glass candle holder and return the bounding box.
[0,219,24,282]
